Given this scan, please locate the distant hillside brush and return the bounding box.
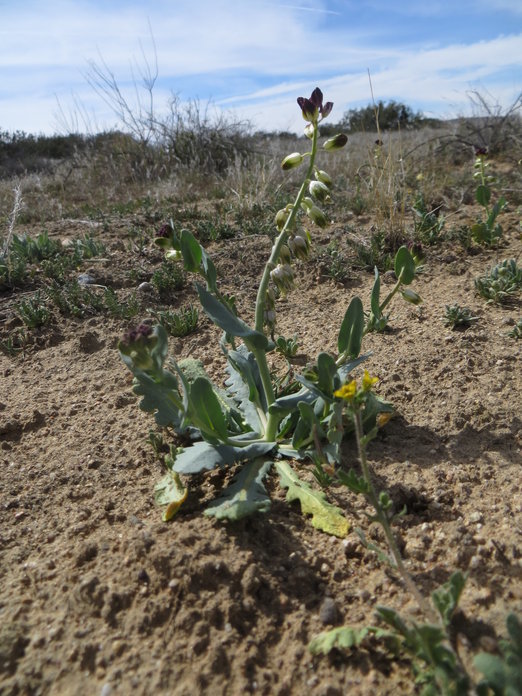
[319,100,437,136]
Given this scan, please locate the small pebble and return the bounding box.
[100,684,112,696]
[78,273,96,285]
[137,282,154,293]
[319,597,339,625]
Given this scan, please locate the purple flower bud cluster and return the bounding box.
[297,88,333,123]
[123,323,153,346]
[156,223,172,238]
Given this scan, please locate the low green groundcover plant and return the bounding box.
[119,88,421,531]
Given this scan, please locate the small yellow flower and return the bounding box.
[334,380,357,400]
[362,370,379,391]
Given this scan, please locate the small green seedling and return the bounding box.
[475,259,521,304]
[470,153,507,246]
[444,304,478,329]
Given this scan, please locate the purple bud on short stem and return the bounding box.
[323,133,348,151]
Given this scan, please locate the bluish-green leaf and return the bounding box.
[317,352,337,396]
[128,369,184,429]
[338,296,364,358]
[476,184,491,207]
[337,353,370,382]
[370,266,381,316]
[394,246,415,285]
[189,376,229,442]
[180,229,203,272]
[268,387,316,417]
[204,459,272,520]
[196,284,269,350]
[225,344,266,430]
[172,439,276,474]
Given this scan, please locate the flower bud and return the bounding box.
[288,234,310,260]
[154,222,176,249]
[264,309,276,326]
[266,287,276,308]
[304,123,315,139]
[315,169,333,188]
[301,197,314,212]
[165,249,182,261]
[119,323,156,370]
[400,288,422,305]
[275,207,290,231]
[270,264,294,293]
[309,180,331,203]
[280,245,292,265]
[323,133,348,151]
[281,152,303,170]
[307,205,328,228]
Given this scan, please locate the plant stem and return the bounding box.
[251,124,319,436]
[254,125,319,334]
[352,407,437,623]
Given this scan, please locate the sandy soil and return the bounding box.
[0,204,521,695]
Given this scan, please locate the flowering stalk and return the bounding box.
[251,123,320,440]
[335,376,436,622]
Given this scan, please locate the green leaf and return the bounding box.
[317,352,337,396]
[431,571,466,627]
[476,184,491,207]
[474,654,507,694]
[154,469,188,521]
[338,468,370,494]
[172,439,276,474]
[196,283,269,350]
[309,626,371,655]
[475,613,522,696]
[204,459,272,520]
[370,266,381,316]
[275,460,349,537]
[180,229,203,272]
[394,246,416,285]
[129,369,184,428]
[189,377,229,443]
[338,296,364,358]
[268,386,316,417]
[225,344,266,429]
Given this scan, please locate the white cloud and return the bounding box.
[0,1,520,134]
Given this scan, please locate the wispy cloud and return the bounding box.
[0,0,520,134]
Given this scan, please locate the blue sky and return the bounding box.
[1,0,521,135]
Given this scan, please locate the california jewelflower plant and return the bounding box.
[119,88,421,533]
